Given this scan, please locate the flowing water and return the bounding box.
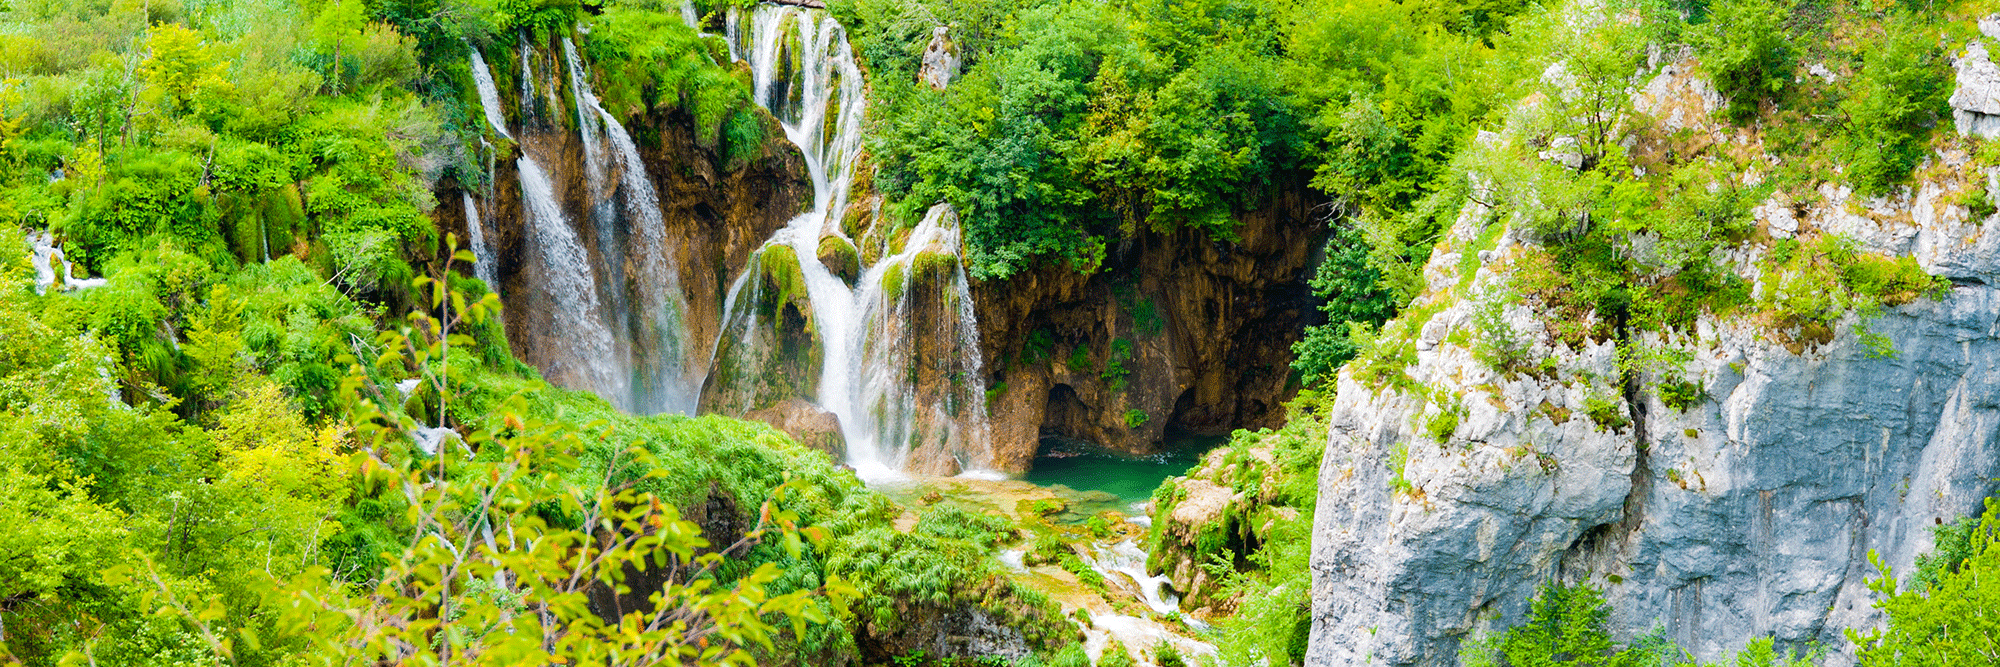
[714,5,996,480]
[460,192,501,294]
[474,38,702,415]
[27,231,105,295]
[563,36,700,415]
[468,49,512,139]
[516,157,624,397]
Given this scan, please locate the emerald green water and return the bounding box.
[1021,435,1226,513]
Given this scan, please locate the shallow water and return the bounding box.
[1021,434,1226,510]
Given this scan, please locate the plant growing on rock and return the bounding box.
[1697,0,1798,124]
[1850,498,2000,664]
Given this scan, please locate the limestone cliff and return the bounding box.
[1306,42,2000,666]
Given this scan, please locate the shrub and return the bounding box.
[1584,392,1630,432]
[1850,498,2000,665]
[1388,441,1413,494]
[1460,584,1631,667]
[1425,402,1462,443]
[1102,339,1135,391]
[1697,0,1797,124]
[1835,14,1951,196]
[1124,408,1150,428]
[1656,377,1703,412]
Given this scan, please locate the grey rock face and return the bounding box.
[1953,40,2000,138]
[1307,284,2000,665]
[1306,44,2000,667]
[919,26,959,91]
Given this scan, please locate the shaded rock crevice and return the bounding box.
[973,174,1327,468]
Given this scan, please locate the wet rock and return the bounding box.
[743,397,846,459]
[817,234,859,285]
[478,39,809,415]
[970,172,1324,468]
[700,244,825,418]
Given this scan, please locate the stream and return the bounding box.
[877,435,1226,665]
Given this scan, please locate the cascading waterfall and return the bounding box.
[562,36,700,415]
[516,157,624,397]
[712,5,996,479]
[468,49,512,139]
[469,37,706,415]
[460,192,501,294]
[27,231,105,295]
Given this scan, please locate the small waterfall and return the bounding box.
[27,231,106,295]
[468,49,512,139]
[1086,540,1194,620]
[711,5,995,479]
[517,157,624,397]
[679,0,700,29]
[460,192,501,294]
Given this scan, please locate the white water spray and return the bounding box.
[468,49,513,139]
[715,5,996,479]
[460,192,501,294]
[565,37,700,415]
[517,157,624,397]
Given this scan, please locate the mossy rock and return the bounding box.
[912,250,957,281]
[817,235,859,286]
[881,262,907,302]
[757,244,809,317]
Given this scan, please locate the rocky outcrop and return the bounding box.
[1951,18,2000,138]
[1306,52,2000,666]
[919,26,959,90]
[972,175,1325,468]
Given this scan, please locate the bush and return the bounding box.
[1460,584,1640,667]
[1124,408,1150,428]
[1656,377,1703,412]
[1850,498,2000,665]
[1697,0,1796,124]
[1835,14,1951,196]
[1584,392,1630,432]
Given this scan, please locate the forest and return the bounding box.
[2,0,1999,664]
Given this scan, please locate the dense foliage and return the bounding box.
[1463,584,1816,667]
[1849,498,2000,665]
[0,0,1080,664]
[832,0,1521,282]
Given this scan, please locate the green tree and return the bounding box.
[1697,0,1796,124]
[1461,583,1651,667]
[139,23,232,116]
[1849,499,2000,665]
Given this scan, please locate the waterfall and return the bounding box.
[713,5,995,479]
[460,192,501,294]
[482,34,702,415]
[28,231,106,295]
[468,49,512,139]
[679,0,700,29]
[517,157,624,397]
[564,36,699,415]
